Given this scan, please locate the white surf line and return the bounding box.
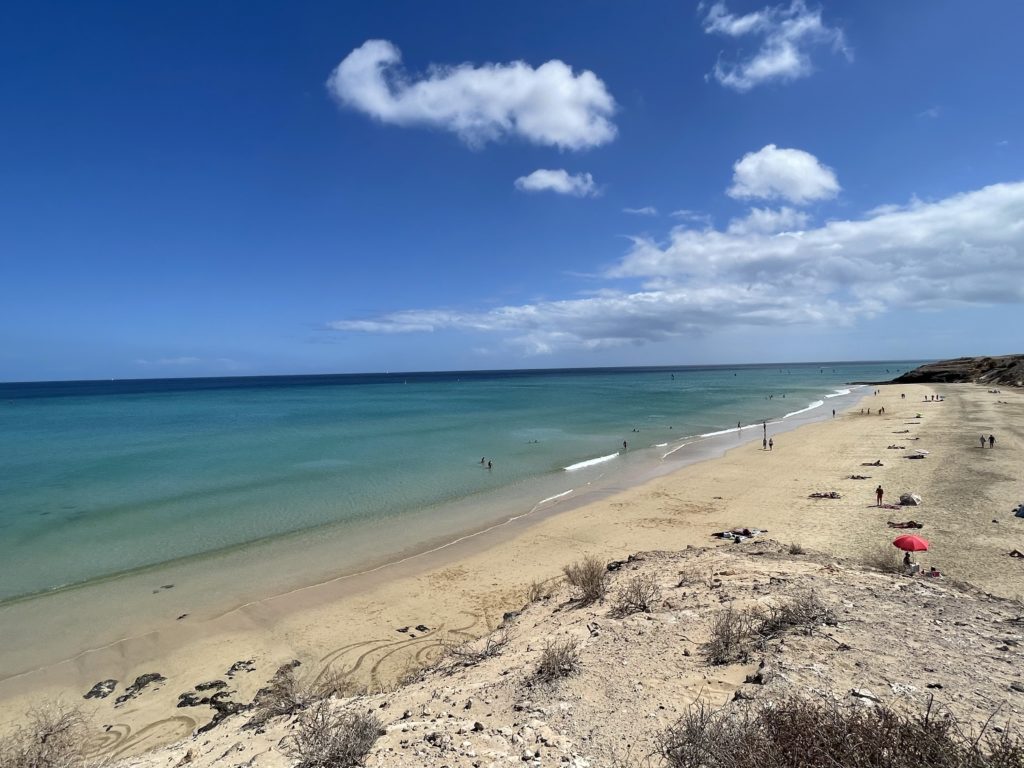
[824,387,852,398]
[783,399,825,419]
[564,453,619,471]
[661,441,691,459]
[535,489,574,507]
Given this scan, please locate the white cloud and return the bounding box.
[727,206,809,234]
[670,209,714,227]
[623,206,658,216]
[514,169,598,197]
[330,181,1024,353]
[728,144,840,204]
[326,40,617,150]
[918,106,941,119]
[702,1,849,91]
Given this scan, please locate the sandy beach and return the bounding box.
[1,381,1022,762]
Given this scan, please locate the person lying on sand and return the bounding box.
[862,460,884,466]
[887,445,906,449]
[892,429,910,434]
[888,520,924,529]
[809,491,842,499]
[849,474,871,480]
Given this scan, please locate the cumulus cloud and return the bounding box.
[326,40,617,150]
[514,169,598,197]
[623,206,658,215]
[702,0,849,91]
[728,144,840,204]
[330,181,1024,354]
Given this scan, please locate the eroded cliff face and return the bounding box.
[892,355,1024,387]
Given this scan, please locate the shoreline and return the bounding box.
[0,384,865,683]
[2,381,1021,761]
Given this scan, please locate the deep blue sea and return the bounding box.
[0,362,917,607]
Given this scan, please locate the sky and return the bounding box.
[1,1,1022,381]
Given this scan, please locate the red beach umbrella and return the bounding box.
[892,534,929,552]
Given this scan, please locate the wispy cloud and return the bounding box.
[514,169,598,197]
[728,144,840,204]
[330,181,1024,354]
[918,106,941,119]
[623,206,658,216]
[669,209,713,227]
[327,40,617,150]
[702,0,849,91]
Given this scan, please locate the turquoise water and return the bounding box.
[0,362,916,604]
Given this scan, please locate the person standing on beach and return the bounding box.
[768,438,773,451]
[623,440,628,451]
[989,434,996,448]
[487,460,492,470]
[763,437,767,450]
[980,435,986,448]
[876,485,884,506]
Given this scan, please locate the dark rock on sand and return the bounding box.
[195,679,228,692]
[226,660,256,678]
[114,673,166,707]
[177,692,207,708]
[196,691,252,734]
[84,679,118,700]
[888,355,1024,388]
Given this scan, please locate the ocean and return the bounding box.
[0,361,916,674]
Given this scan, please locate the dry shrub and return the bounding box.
[612,573,663,617]
[283,699,382,768]
[862,544,903,574]
[445,626,514,669]
[756,590,836,639]
[0,703,99,768]
[676,567,699,587]
[788,542,805,555]
[563,555,608,605]
[659,697,1024,768]
[526,579,551,603]
[702,604,755,665]
[251,664,358,726]
[535,637,581,683]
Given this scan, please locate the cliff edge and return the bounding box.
[891,354,1024,387]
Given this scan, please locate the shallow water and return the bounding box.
[0,362,915,606]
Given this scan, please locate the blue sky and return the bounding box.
[2,1,1022,381]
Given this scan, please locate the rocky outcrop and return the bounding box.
[890,355,1024,387]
